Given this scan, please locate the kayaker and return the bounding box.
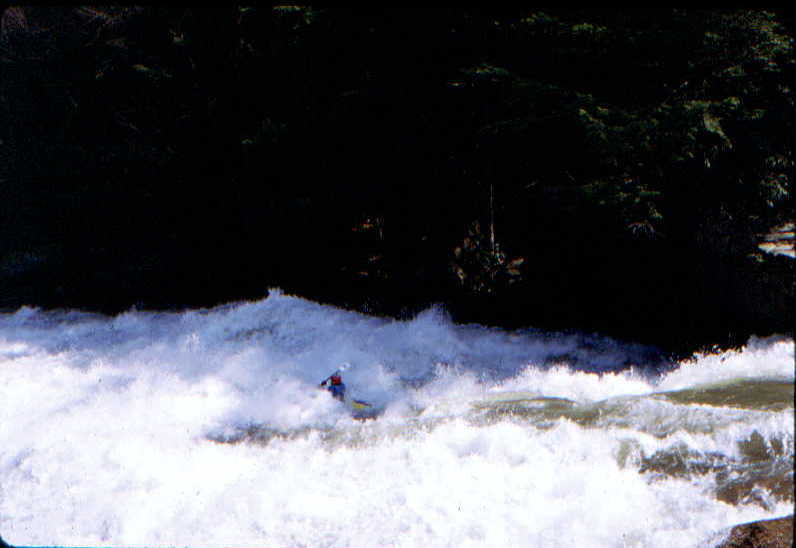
[319,370,346,402]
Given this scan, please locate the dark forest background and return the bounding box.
[0,7,793,356]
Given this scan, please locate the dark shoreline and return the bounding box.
[716,515,794,548]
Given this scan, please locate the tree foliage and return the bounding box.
[0,8,792,351]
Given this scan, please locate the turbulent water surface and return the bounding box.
[0,290,793,547]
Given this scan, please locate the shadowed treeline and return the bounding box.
[0,8,793,355]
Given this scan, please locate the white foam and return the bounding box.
[658,336,795,391]
[0,294,792,547]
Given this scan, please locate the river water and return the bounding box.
[0,290,792,547]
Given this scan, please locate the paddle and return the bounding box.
[319,362,351,387]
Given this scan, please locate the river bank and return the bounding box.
[716,515,793,548]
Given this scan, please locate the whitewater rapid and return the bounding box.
[0,290,793,547]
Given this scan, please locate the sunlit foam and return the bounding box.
[0,293,792,547]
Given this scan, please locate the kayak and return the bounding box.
[347,397,383,420]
